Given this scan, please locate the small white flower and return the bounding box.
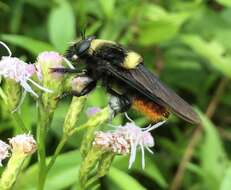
[93,120,166,169]
[0,42,52,97]
[117,121,165,169]
[0,140,10,166]
[9,134,37,155]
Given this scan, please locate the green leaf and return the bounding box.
[139,4,167,20]
[220,165,231,190]
[108,167,146,190]
[187,163,218,189]
[24,0,54,8]
[181,34,231,78]
[48,1,76,52]
[138,8,189,45]
[113,154,167,188]
[217,0,231,7]
[15,150,81,190]
[1,34,54,55]
[199,111,229,189]
[98,0,115,19]
[9,1,23,33]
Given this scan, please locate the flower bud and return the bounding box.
[35,51,65,113]
[80,107,110,157]
[2,78,22,111]
[63,96,87,136]
[97,152,115,178]
[36,51,64,81]
[79,145,106,189]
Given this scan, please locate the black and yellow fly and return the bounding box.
[53,36,200,124]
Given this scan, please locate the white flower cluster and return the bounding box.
[0,42,53,98]
[93,121,166,169]
[94,131,130,155]
[9,134,37,154]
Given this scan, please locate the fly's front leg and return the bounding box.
[57,75,97,100]
[50,68,83,74]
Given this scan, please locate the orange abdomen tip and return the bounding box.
[132,97,169,122]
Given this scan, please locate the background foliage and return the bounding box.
[1,0,231,189]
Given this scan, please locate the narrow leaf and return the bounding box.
[108,167,146,190]
[1,34,54,55]
[181,35,231,78]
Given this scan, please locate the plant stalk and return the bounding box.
[37,102,50,190]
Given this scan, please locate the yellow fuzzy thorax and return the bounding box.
[90,39,116,51]
[89,39,142,69]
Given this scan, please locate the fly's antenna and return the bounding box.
[0,41,12,57]
[81,28,86,40]
[78,25,86,40]
[81,27,86,40]
[77,27,86,40]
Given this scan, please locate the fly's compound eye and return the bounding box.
[76,36,95,56]
[76,41,91,55]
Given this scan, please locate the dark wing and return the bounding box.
[104,63,200,124]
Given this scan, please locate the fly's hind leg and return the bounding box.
[107,88,132,117]
[109,95,131,115]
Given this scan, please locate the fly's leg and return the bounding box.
[57,78,97,100]
[107,88,132,118]
[50,68,83,74]
[109,95,132,114]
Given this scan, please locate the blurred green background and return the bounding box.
[1,0,231,190]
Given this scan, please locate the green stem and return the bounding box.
[85,153,115,189]
[12,112,28,133]
[40,106,110,189]
[0,152,26,190]
[46,97,87,174]
[37,102,48,190]
[46,123,90,173]
[0,87,7,104]
[46,135,67,172]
